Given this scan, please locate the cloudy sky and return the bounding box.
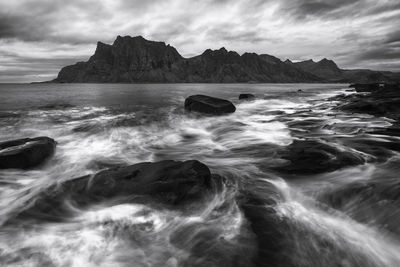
[1,0,400,82]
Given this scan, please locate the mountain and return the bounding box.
[52,35,320,83]
[286,58,398,83]
[286,59,342,80]
[52,35,399,83]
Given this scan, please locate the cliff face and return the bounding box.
[53,36,320,83]
[55,36,184,83]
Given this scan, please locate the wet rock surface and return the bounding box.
[272,140,365,175]
[0,137,56,169]
[13,160,213,221]
[338,83,400,121]
[319,173,400,237]
[349,83,381,92]
[185,95,236,115]
[238,181,291,267]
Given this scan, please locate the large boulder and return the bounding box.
[0,137,56,169]
[272,140,364,175]
[14,160,213,221]
[184,95,236,115]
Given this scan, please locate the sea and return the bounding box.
[0,83,399,267]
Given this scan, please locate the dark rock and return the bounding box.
[238,184,290,267]
[338,83,400,121]
[342,137,400,162]
[369,126,400,137]
[39,103,75,110]
[323,179,400,210]
[297,89,303,92]
[319,177,400,237]
[72,122,104,133]
[239,93,255,100]
[272,140,364,175]
[14,160,212,221]
[0,137,56,169]
[185,95,236,115]
[349,83,381,92]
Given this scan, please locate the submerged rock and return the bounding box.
[319,176,400,237]
[15,160,212,221]
[238,182,290,267]
[0,137,56,169]
[184,95,236,115]
[239,93,255,100]
[272,140,364,175]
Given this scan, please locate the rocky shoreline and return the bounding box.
[2,86,400,266]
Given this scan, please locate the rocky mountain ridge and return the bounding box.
[286,58,399,83]
[52,35,399,83]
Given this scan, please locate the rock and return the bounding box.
[342,137,400,162]
[39,103,75,110]
[14,160,212,221]
[338,83,400,121]
[272,140,364,175]
[297,89,303,92]
[72,122,104,133]
[239,93,255,100]
[0,137,56,169]
[185,95,236,115]
[237,181,290,267]
[349,83,381,92]
[319,177,400,237]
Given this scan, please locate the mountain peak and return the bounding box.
[318,58,339,69]
[113,35,149,45]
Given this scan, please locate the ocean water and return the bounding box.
[0,83,399,267]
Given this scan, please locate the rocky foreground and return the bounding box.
[3,87,400,266]
[336,83,400,121]
[50,35,400,84]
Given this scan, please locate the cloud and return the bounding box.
[0,0,400,82]
[385,29,400,44]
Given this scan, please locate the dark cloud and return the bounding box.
[0,0,111,44]
[277,0,362,20]
[385,30,400,44]
[358,45,400,61]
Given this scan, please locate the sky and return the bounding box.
[0,0,400,82]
